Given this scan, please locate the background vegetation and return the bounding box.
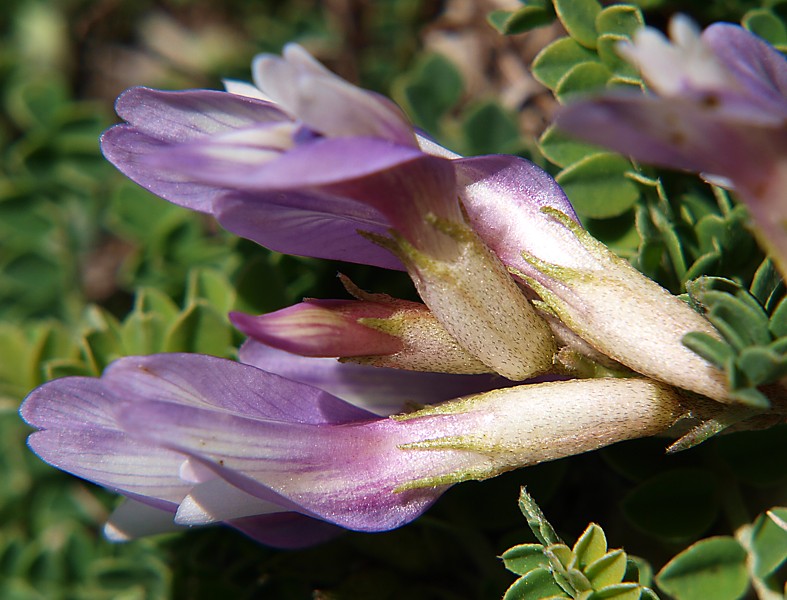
[1,0,785,598]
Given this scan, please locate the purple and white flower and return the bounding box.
[102,43,557,381]
[556,16,787,275]
[19,40,743,548]
[21,353,685,546]
[100,43,729,395]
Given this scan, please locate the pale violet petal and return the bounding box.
[104,498,184,541]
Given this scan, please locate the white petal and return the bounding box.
[175,478,286,525]
[104,499,184,541]
[222,78,272,102]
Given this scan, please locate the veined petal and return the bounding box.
[115,398,444,531]
[139,122,299,184]
[22,353,690,542]
[213,188,403,270]
[100,353,375,424]
[101,126,225,213]
[253,44,417,147]
[21,377,190,507]
[155,135,435,205]
[115,371,684,531]
[112,87,289,142]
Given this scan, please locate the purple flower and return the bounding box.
[20,353,684,546]
[20,39,740,549]
[101,43,728,397]
[556,16,787,274]
[101,44,559,381]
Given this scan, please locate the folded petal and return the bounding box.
[100,126,226,213]
[113,87,289,142]
[100,353,375,424]
[457,154,586,271]
[213,188,402,269]
[253,44,417,146]
[230,302,403,358]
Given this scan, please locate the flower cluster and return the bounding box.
[19,30,780,547]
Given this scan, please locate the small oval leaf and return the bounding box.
[656,537,748,600]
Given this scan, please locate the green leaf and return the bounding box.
[164,302,232,356]
[769,296,787,337]
[502,544,549,576]
[43,358,92,380]
[743,9,787,47]
[715,426,787,487]
[686,277,771,350]
[655,537,749,600]
[622,469,720,543]
[707,297,770,349]
[727,386,770,409]
[573,524,608,570]
[555,153,639,219]
[545,544,574,572]
[737,346,787,385]
[594,4,644,37]
[121,311,168,356]
[585,550,628,589]
[0,324,35,400]
[81,324,123,374]
[750,259,781,307]
[504,567,569,600]
[134,287,179,321]
[750,509,787,578]
[5,76,69,129]
[538,125,603,168]
[461,100,520,155]
[488,4,555,35]
[586,583,642,600]
[666,405,763,454]
[682,332,734,369]
[393,53,463,134]
[185,268,236,314]
[553,0,602,49]
[532,38,598,90]
[554,61,611,103]
[625,556,654,587]
[597,34,639,78]
[518,488,563,546]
